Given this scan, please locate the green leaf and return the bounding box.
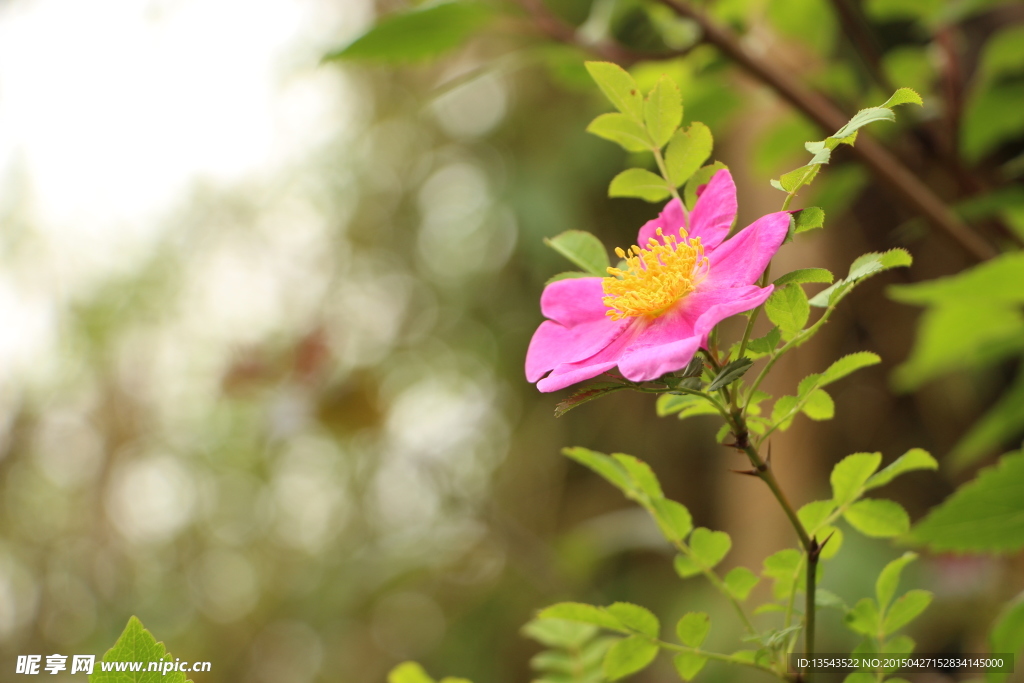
[724,567,760,601]
[609,168,672,202]
[989,591,1024,683]
[522,618,599,650]
[539,603,627,633]
[585,61,644,122]
[612,453,664,499]
[794,207,826,233]
[888,253,1024,306]
[765,284,809,339]
[607,603,660,638]
[843,498,910,538]
[876,552,917,612]
[952,370,1024,469]
[563,447,633,496]
[529,649,574,674]
[676,612,711,647]
[810,250,912,308]
[544,230,610,276]
[665,123,713,188]
[911,451,1024,553]
[707,357,753,391]
[91,616,193,683]
[802,389,835,420]
[674,652,708,681]
[884,590,932,632]
[587,113,652,153]
[770,395,800,431]
[834,107,896,138]
[555,384,630,418]
[324,2,490,63]
[644,76,683,148]
[798,500,838,533]
[674,554,702,579]
[774,268,834,287]
[818,525,844,560]
[775,164,821,194]
[845,598,881,636]
[891,302,1024,391]
[689,528,731,569]
[683,162,726,210]
[865,448,937,490]
[656,393,721,420]
[817,589,848,611]
[830,452,882,506]
[651,498,694,543]
[745,327,781,357]
[880,87,924,109]
[821,352,882,385]
[763,548,802,600]
[884,635,916,656]
[603,635,660,680]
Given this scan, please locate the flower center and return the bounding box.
[602,227,709,320]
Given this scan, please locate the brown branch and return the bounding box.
[654,0,997,261]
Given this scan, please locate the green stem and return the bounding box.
[806,546,819,682]
[653,146,683,204]
[654,639,782,676]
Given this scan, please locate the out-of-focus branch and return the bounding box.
[653,0,997,261]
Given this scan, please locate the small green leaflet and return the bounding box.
[809,249,912,308]
[609,168,673,202]
[875,552,917,612]
[707,357,753,391]
[587,113,652,153]
[644,76,683,148]
[675,652,708,681]
[843,498,910,538]
[724,567,760,601]
[666,123,714,188]
[89,616,193,683]
[585,61,644,122]
[539,603,629,633]
[607,602,660,638]
[774,268,833,287]
[765,284,809,339]
[794,207,825,233]
[544,230,609,276]
[521,617,599,650]
[883,590,932,632]
[831,452,883,506]
[911,450,1024,553]
[603,635,659,680]
[389,662,435,683]
[676,612,710,647]
[323,2,491,63]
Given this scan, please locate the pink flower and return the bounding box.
[526,169,791,393]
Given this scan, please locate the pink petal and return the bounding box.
[537,360,620,392]
[617,336,702,382]
[704,211,790,288]
[536,321,642,392]
[689,169,737,249]
[540,277,609,325]
[636,198,688,247]
[526,317,627,382]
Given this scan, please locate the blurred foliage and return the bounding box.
[2,0,1024,681]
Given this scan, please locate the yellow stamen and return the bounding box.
[602,227,709,320]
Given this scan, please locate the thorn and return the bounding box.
[722,440,738,449]
[730,468,760,477]
[766,441,773,464]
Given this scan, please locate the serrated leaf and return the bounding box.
[607,603,660,638]
[802,389,835,420]
[810,249,912,308]
[830,453,882,506]
[612,453,663,499]
[656,393,719,419]
[707,357,753,391]
[774,268,834,287]
[952,370,1024,469]
[544,230,610,276]
[844,498,910,538]
[676,612,710,647]
[651,498,694,542]
[587,113,652,152]
[884,590,932,632]
[674,553,702,579]
[876,552,917,612]
[834,107,896,138]
[724,567,759,601]
[845,597,881,636]
[794,207,826,233]
[603,635,659,680]
[763,548,802,600]
[609,168,672,202]
[821,352,881,385]
[683,162,727,210]
[539,603,627,633]
[880,88,924,109]
[555,384,629,417]
[765,284,809,338]
[585,61,644,122]
[522,618,599,650]
[324,2,490,63]
[798,500,838,532]
[911,450,1024,553]
[91,616,193,683]
[865,448,937,490]
[745,327,781,357]
[563,447,634,496]
[645,76,683,148]
[674,652,708,681]
[770,395,799,431]
[666,123,713,188]
[689,528,731,569]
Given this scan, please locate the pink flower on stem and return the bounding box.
[526,169,791,393]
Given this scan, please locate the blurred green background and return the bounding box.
[0,0,1022,681]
